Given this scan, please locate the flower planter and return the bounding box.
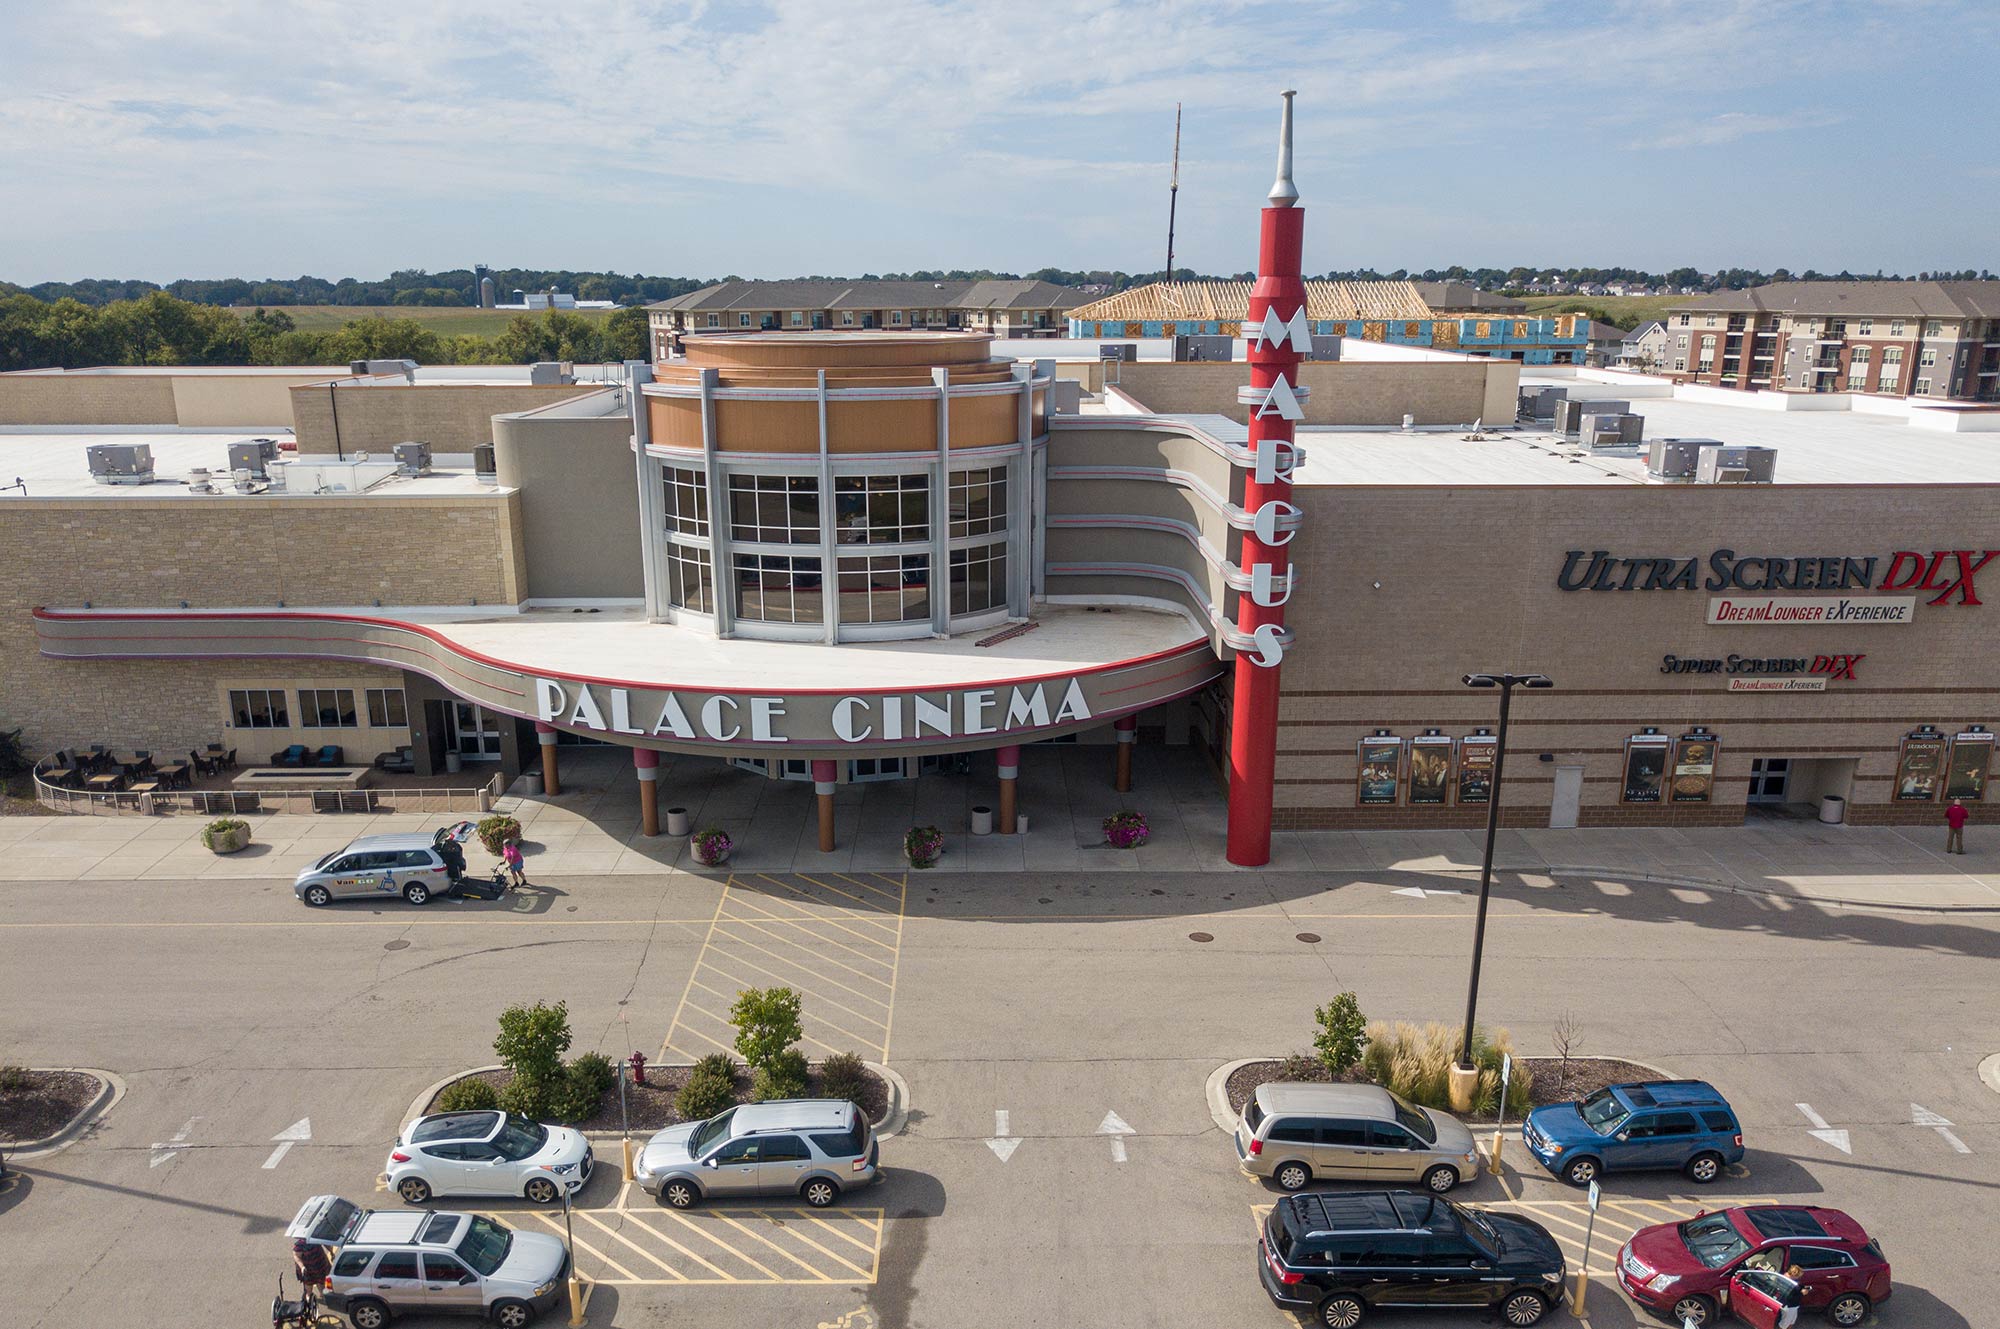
[904,825,943,870]
[690,829,733,867]
[201,819,252,854]
[1102,811,1149,850]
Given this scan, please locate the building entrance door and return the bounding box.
[1747,758,1791,805]
[447,702,503,761]
[1549,765,1583,829]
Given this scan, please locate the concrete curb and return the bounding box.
[1437,863,2000,916]
[402,1065,504,1132]
[1979,1054,2000,1097]
[7,1068,125,1159]
[867,1060,910,1140]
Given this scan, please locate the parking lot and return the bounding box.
[2,859,1996,1328]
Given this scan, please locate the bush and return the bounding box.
[475,814,523,857]
[1313,992,1369,1076]
[0,1064,32,1093]
[751,1048,809,1102]
[548,1053,617,1123]
[200,817,251,851]
[435,1076,500,1113]
[692,1052,738,1082]
[729,986,803,1072]
[676,1067,739,1121]
[0,727,31,779]
[1361,1020,1530,1118]
[903,825,943,868]
[1275,1051,1329,1082]
[494,1000,572,1119]
[817,1051,869,1109]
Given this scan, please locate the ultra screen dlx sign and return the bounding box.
[1557,548,1998,606]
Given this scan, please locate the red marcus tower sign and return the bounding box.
[1226,91,1308,867]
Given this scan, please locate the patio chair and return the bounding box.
[275,744,309,767]
[374,745,417,774]
[224,748,239,771]
[315,744,344,766]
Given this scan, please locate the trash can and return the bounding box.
[1016,813,1029,834]
[521,769,543,796]
[970,806,993,836]
[666,806,691,837]
[444,751,463,775]
[1819,794,1846,825]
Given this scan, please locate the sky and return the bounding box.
[2,0,1995,284]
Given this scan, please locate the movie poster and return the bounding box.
[1356,738,1403,806]
[1458,740,1496,805]
[1670,736,1719,804]
[1621,737,1671,804]
[1408,738,1454,806]
[1895,736,1946,802]
[1944,735,1992,803]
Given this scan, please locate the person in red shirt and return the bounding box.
[1946,798,1969,854]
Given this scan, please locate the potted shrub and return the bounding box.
[1102,810,1149,849]
[690,827,733,867]
[474,814,523,856]
[201,817,252,854]
[904,825,944,869]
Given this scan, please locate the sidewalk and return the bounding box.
[0,746,1996,911]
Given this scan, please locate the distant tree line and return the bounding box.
[0,292,651,372]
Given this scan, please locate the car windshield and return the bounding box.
[314,852,337,871]
[1389,1093,1437,1145]
[456,1216,513,1276]
[1680,1212,1752,1269]
[691,1108,738,1155]
[493,1116,547,1161]
[1580,1088,1629,1133]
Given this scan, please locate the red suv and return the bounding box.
[1617,1205,1889,1327]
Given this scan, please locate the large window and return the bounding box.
[949,546,1007,615]
[366,688,408,727]
[729,474,819,544]
[734,554,824,624]
[300,689,358,728]
[666,544,715,612]
[663,466,709,536]
[949,468,1007,537]
[229,688,290,729]
[838,554,930,623]
[833,473,927,545]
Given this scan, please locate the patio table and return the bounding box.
[85,773,125,793]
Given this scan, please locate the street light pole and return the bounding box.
[1454,672,1553,1096]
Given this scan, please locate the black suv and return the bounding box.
[1257,1190,1567,1327]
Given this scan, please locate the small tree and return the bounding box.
[729,986,803,1073]
[494,1000,572,1117]
[1552,1012,1584,1096]
[1312,992,1369,1076]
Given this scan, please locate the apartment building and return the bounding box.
[647,279,1083,358]
[1663,281,2000,401]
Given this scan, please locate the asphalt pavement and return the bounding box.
[2,862,1996,1329]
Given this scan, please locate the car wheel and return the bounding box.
[801,1178,839,1208]
[1562,1155,1600,1186]
[1275,1161,1312,1192]
[661,1178,699,1209]
[1670,1293,1717,1326]
[1685,1151,1724,1184]
[491,1298,535,1328]
[349,1297,390,1329]
[524,1176,559,1205]
[1826,1292,1871,1326]
[304,885,331,907]
[1318,1292,1366,1328]
[403,882,430,906]
[1501,1290,1548,1327]
[1422,1164,1459,1193]
[396,1176,433,1204]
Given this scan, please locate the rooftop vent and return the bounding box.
[186,467,217,494]
[392,441,433,476]
[1581,412,1645,449]
[87,443,155,485]
[1552,399,1631,435]
[1697,443,1777,484]
[227,438,279,479]
[1646,438,1713,481]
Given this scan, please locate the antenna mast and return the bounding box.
[1164,103,1182,290]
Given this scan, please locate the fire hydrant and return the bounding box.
[628,1051,647,1087]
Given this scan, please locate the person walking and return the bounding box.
[501,837,528,887]
[1946,798,1969,854]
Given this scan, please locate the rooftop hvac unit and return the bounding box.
[1580,412,1645,448]
[1697,444,1777,484]
[227,438,279,478]
[472,444,497,480]
[1097,343,1137,362]
[1553,398,1632,434]
[528,361,574,386]
[363,358,418,381]
[1309,334,1342,361]
[392,441,433,476]
[87,443,155,484]
[1173,334,1233,362]
[1531,386,1569,419]
[1646,438,1711,481]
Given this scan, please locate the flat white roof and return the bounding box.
[0,432,506,499]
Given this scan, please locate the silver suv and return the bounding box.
[294,832,451,907]
[1236,1083,1482,1193]
[287,1195,566,1329]
[635,1099,879,1210]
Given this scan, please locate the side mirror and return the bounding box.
[1616,1133,1630,1142]
[703,1158,719,1169]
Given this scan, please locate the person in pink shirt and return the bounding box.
[501,837,528,886]
[1945,798,1969,854]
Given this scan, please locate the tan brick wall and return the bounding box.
[0,374,178,425]
[289,384,603,454]
[1,493,525,759]
[1114,360,1505,425]
[171,374,331,427]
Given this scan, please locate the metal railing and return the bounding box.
[32,760,503,818]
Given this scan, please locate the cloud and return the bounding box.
[1644,110,1846,150]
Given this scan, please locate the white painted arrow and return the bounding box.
[1913,1104,1971,1154]
[1796,1103,1851,1155]
[1392,886,1463,899]
[150,1117,199,1168]
[263,1117,312,1169]
[985,1109,1021,1163]
[1098,1109,1134,1163]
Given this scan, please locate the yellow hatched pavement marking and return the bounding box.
[747,1211,874,1279]
[713,920,896,986]
[802,1213,881,1257]
[520,1210,640,1282]
[660,875,734,1061]
[714,1212,837,1279]
[698,954,890,1033]
[573,1210,691,1281]
[652,1207,783,1280]
[721,913,898,971]
[707,927,897,1002]
[827,871,905,903]
[615,1209,742,1281]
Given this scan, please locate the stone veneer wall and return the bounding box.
[289,383,603,454]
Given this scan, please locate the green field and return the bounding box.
[231,304,618,336]
[1517,293,1684,330]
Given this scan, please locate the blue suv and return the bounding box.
[1523,1080,1742,1187]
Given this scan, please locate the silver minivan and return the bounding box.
[634,1099,879,1210]
[294,832,451,907]
[1235,1082,1482,1193]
